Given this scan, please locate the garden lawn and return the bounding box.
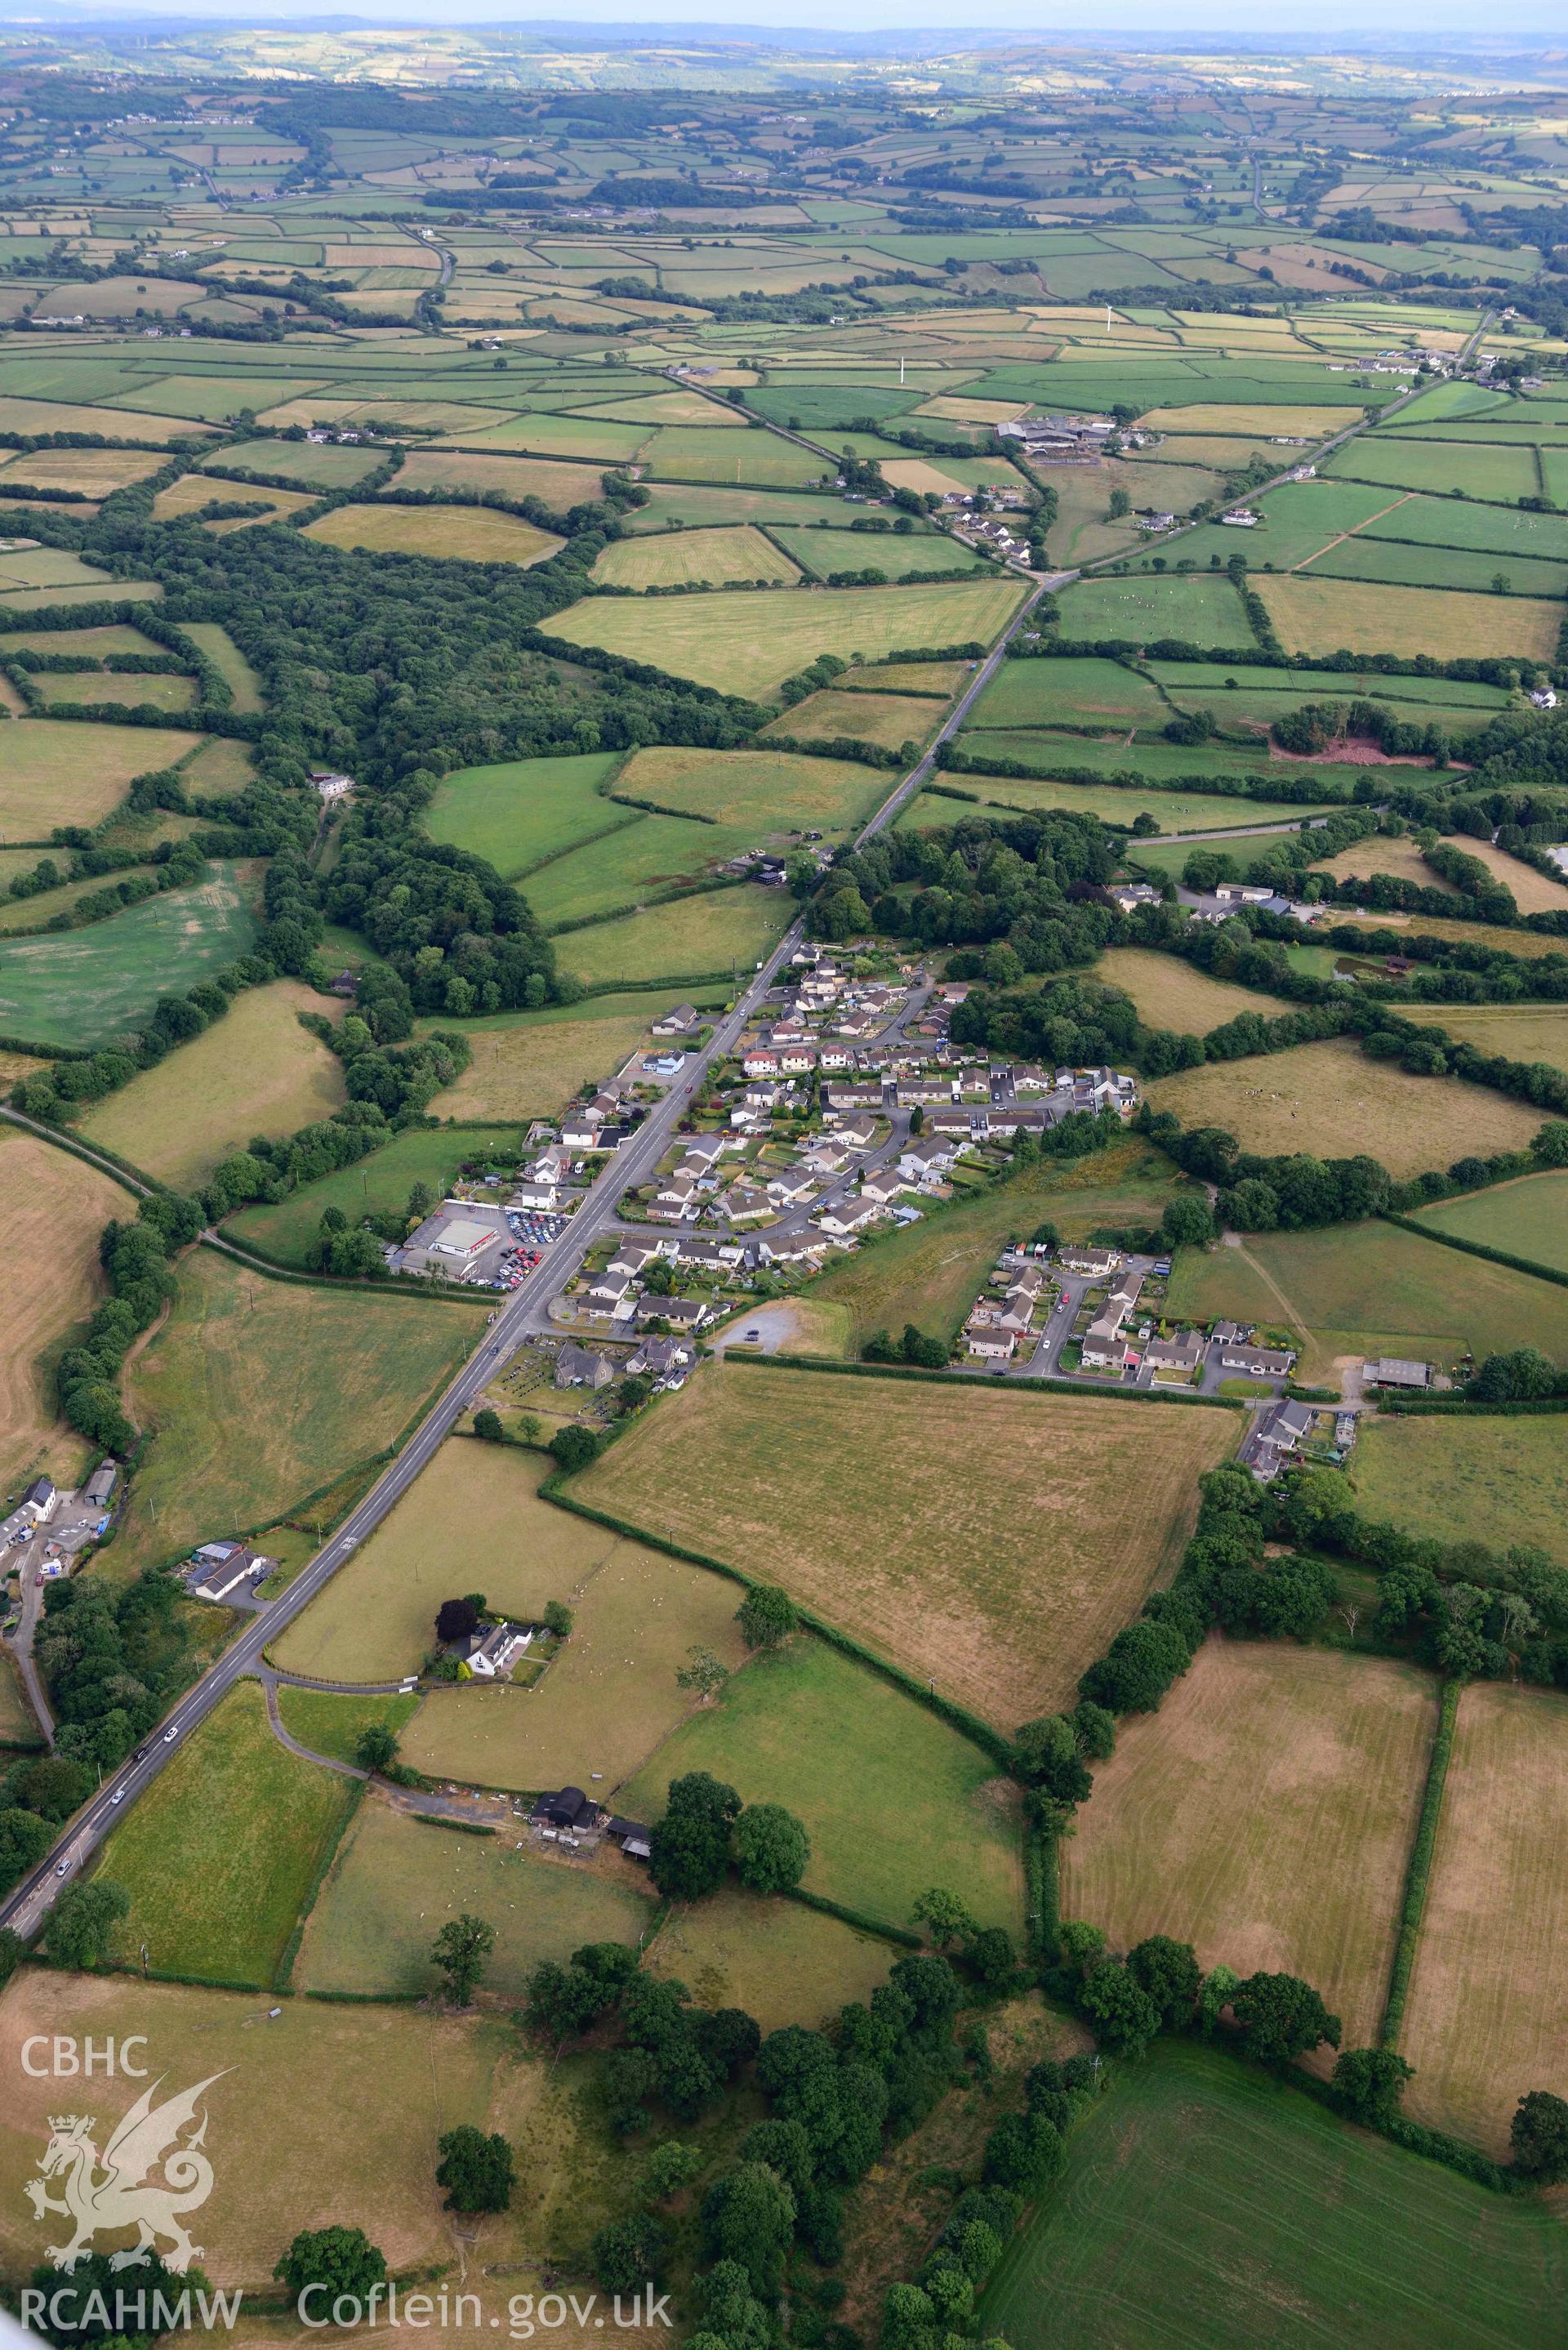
[0,1971,506,2288]
[572,1358,1235,1733]
[1052,573,1254,648]
[1410,1167,1568,1273]
[1061,1639,1437,2049]
[643,1887,899,2031]
[1351,1416,1568,1562]
[424,750,625,879]
[296,1802,657,1999]
[1254,574,1561,662]
[618,1634,1023,1938]
[0,860,260,1050]
[593,525,802,589]
[93,1679,354,1987]
[304,502,563,564]
[0,717,201,837]
[1145,1037,1547,1179]
[980,2037,1568,2350]
[0,1127,125,1495]
[1094,946,1289,1029]
[120,1251,484,1567]
[617,743,885,832]
[539,577,1028,698]
[225,1122,522,1269]
[78,980,346,1186]
[557,888,788,988]
[1164,1218,1568,1385]
[1400,1682,1568,2156]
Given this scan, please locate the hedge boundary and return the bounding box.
[274,1776,365,1995]
[783,1886,922,1948]
[1380,1210,1568,1293]
[1380,1677,1460,2049]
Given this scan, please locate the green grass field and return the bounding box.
[594,524,803,589]
[93,1679,355,1987]
[424,749,626,878]
[769,524,990,581]
[575,1357,1233,1732]
[0,716,202,836]
[527,811,753,928]
[1165,1218,1568,1384]
[644,1885,899,2032]
[908,777,1333,834]
[1326,435,1542,502]
[617,742,886,831]
[981,2038,1568,2350]
[180,620,265,711]
[617,1634,1024,1938]
[0,860,261,1049]
[1411,1170,1568,1273]
[639,422,833,486]
[1053,572,1254,648]
[274,1686,419,1766]
[1351,1415,1567,1561]
[77,979,345,1185]
[296,1801,657,1999]
[35,669,197,712]
[556,886,788,988]
[621,482,890,533]
[225,1121,521,1268]
[199,436,385,487]
[541,577,1027,698]
[963,652,1169,732]
[119,1248,484,1567]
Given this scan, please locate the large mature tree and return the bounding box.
[274,2226,386,2304]
[354,1723,399,1773]
[592,2212,669,2297]
[1079,1959,1162,2058]
[733,1803,808,1893]
[45,1880,129,1970]
[648,1772,741,1902]
[0,1808,52,1895]
[735,1584,798,1652]
[434,1596,479,1644]
[702,2161,797,2299]
[436,2125,516,2214]
[1512,2089,1568,2183]
[1334,2046,1414,2129]
[431,1911,495,2007]
[13,1755,95,1822]
[1232,1971,1341,2063]
[1126,1936,1201,2031]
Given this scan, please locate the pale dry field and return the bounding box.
[573,1360,1236,1732]
[1446,834,1568,915]
[1061,1639,1437,2049]
[424,1006,653,1121]
[1313,835,1460,893]
[1401,1682,1568,2154]
[0,1128,127,1492]
[78,981,346,1184]
[304,501,563,565]
[1095,945,1289,1032]
[1255,573,1561,662]
[394,447,607,503]
[1146,1037,1547,1178]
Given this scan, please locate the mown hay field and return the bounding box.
[0,444,167,494]
[94,1679,355,1987]
[557,886,788,988]
[0,1970,506,2287]
[1255,573,1561,662]
[0,860,261,1050]
[304,500,564,564]
[1061,1639,1437,2049]
[424,749,625,878]
[120,1252,484,1569]
[593,524,802,589]
[572,1359,1236,1732]
[1145,1037,1547,1179]
[980,2038,1566,2350]
[296,1800,657,2000]
[540,576,1028,698]
[394,447,606,503]
[423,1004,653,1122]
[1442,835,1568,915]
[1351,1415,1568,1560]
[617,1634,1024,1938]
[1410,1167,1568,1273]
[617,742,887,831]
[1094,946,1290,1030]
[33,669,196,713]
[760,687,938,753]
[1401,1683,1568,2154]
[1312,834,1460,893]
[807,1136,1190,1351]
[0,1128,126,1494]
[1325,908,1568,961]
[1052,572,1254,648]
[78,980,345,1185]
[0,716,201,836]
[150,473,315,531]
[1165,1218,1568,1384]
[0,1651,38,1750]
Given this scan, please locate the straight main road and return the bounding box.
[0,577,1051,1942]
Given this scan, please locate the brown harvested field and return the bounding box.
[77,981,346,1185]
[1312,836,1459,894]
[1255,574,1561,662]
[0,1969,504,2288]
[0,1127,128,1493]
[1401,1683,1568,2154]
[303,502,564,566]
[572,1360,1236,1733]
[1401,1002,1568,1072]
[1145,1037,1547,1178]
[0,446,166,494]
[1446,835,1568,915]
[1061,1639,1437,2050]
[422,1006,653,1122]
[150,473,316,530]
[394,448,606,504]
[1094,945,1289,1032]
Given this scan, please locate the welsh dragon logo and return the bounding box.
[24,2072,229,2273]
